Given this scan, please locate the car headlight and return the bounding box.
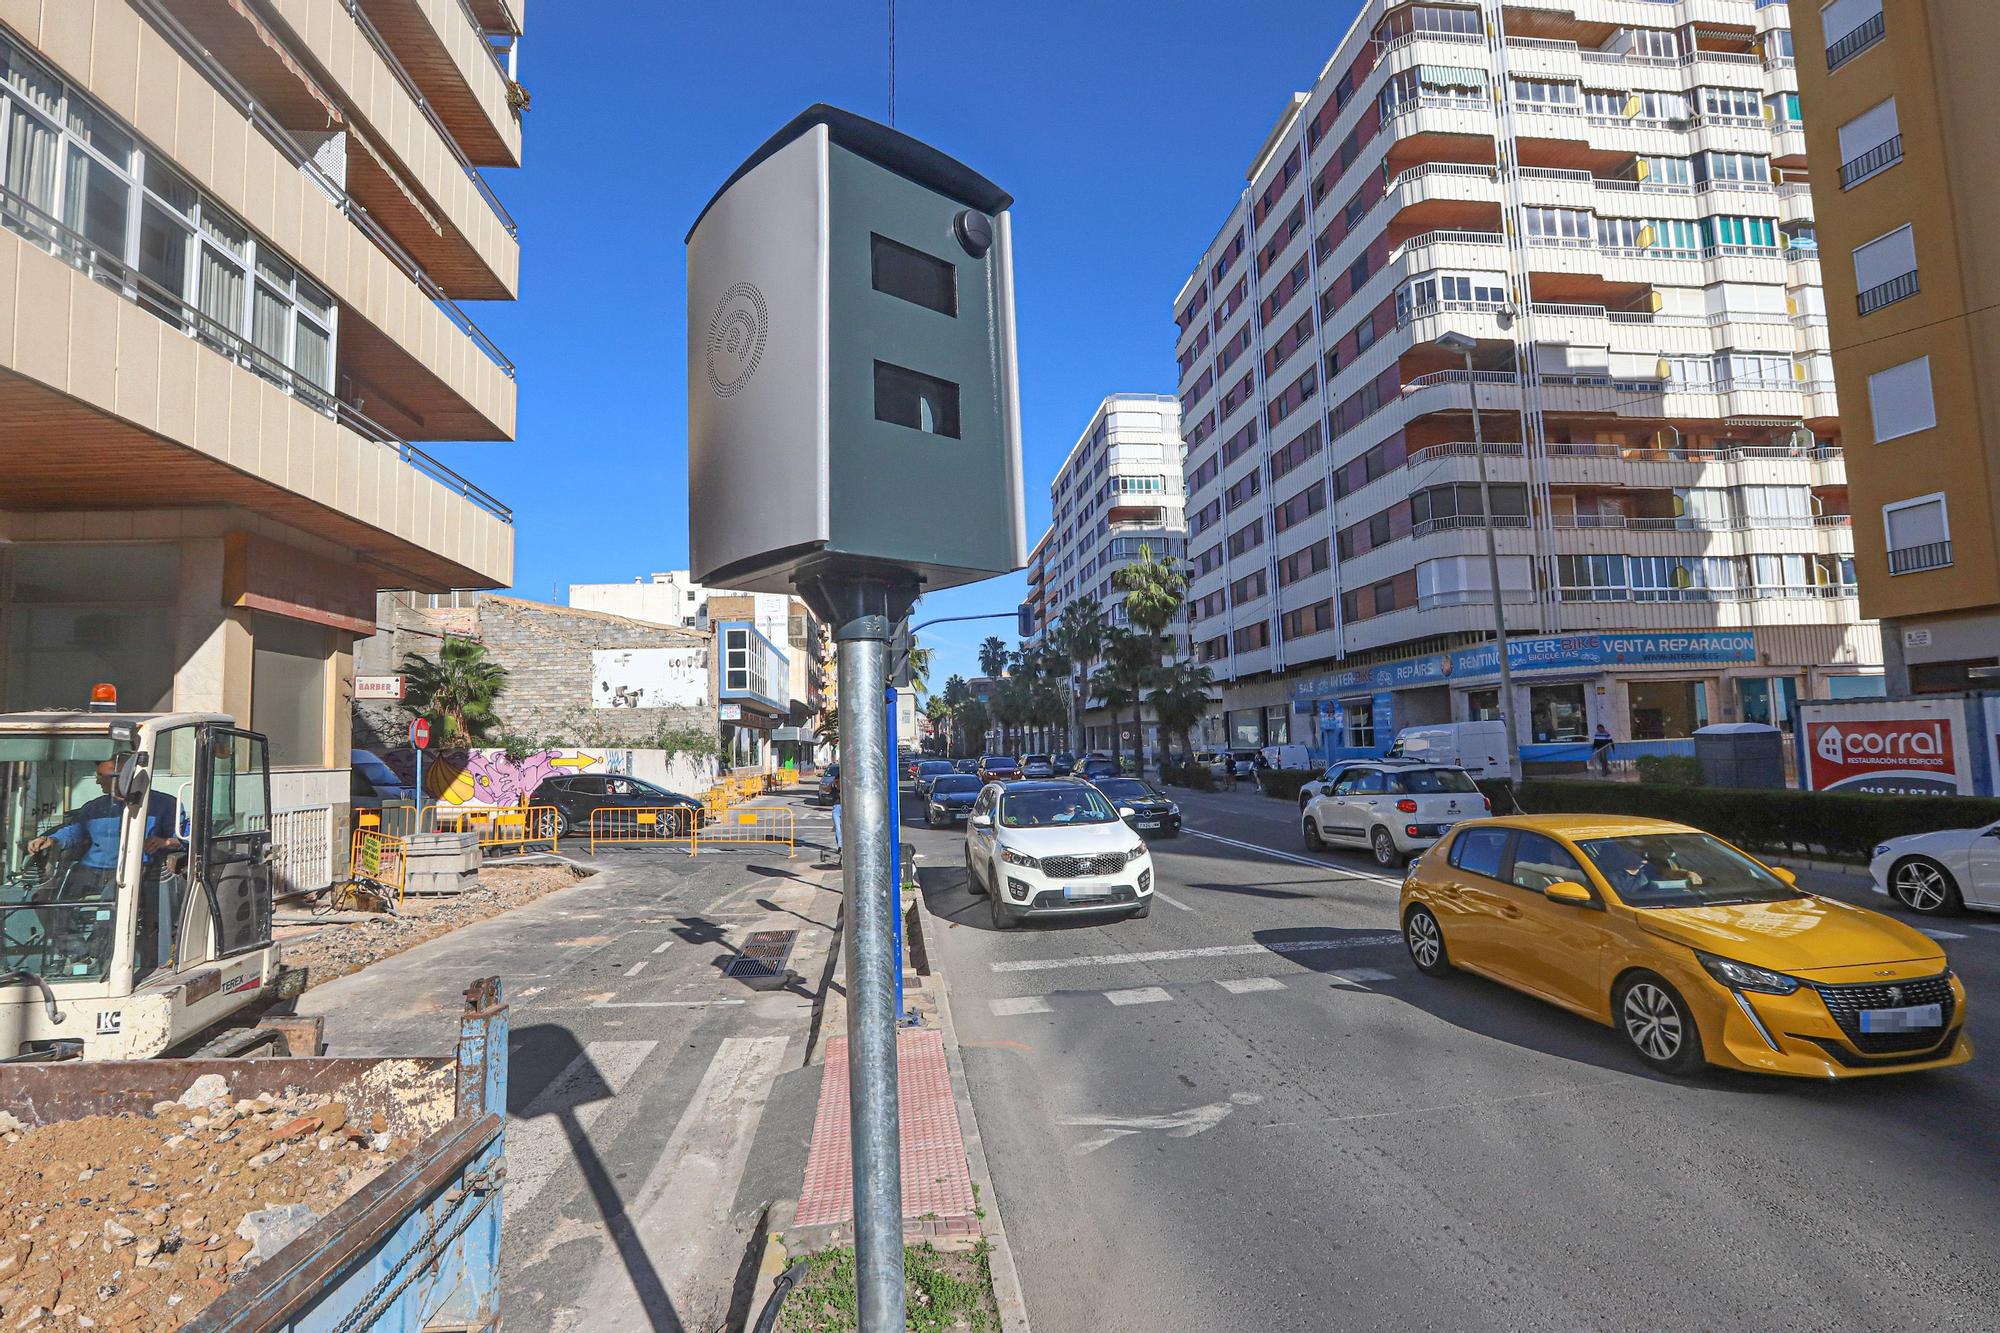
[1128,845,1148,859]
[1696,950,1800,995]
[1000,846,1040,868]
[1165,803,1180,816]
[1872,843,1892,859]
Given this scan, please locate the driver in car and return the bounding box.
[27,758,184,899]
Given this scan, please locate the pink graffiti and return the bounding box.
[459,750,567,806]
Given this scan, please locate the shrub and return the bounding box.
[1635,755,1702,786]
[1255,768,1319,801]
[1516,780,2000,863]
[1160,760,1215,792]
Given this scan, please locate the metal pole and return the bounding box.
[884,682,905,1023]
[1464,352,1525,788]
[835,616,906,1330]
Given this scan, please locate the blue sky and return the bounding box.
[438,0,1363,684]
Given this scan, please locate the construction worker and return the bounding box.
[26,758,184,964]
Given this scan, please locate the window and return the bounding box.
[870,234,956,316]
[1884,494,1950,573]
[1837,99,1901,188]
[873,361,960,437]
[1522,206,1592,242]
[251,615,329,768]
[1823,0,1885,70]
[1852,224,1918,314]
[1868,356,1935,442]
[1529,683,1587,742]
[1450,827,1510,879]
[2,544,179,712]
[1509,832,1589,894]
[1417,555,1533,607]
[1697,86,1762,120]
[1557,555,1628,602]
[1512,78,1580,108]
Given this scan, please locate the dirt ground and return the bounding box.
[0,1084,409,1330]
[279,861,587,990]
[774,1243,1000,1333]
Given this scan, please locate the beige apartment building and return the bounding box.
[0,1,524,890]
[1790,0,2000,693]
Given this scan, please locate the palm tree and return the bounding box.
[905,644,935,696]
[957,699,991,756]
[1150,660,1216,768]
[1113,543,1189,663]
[941,675,970,755]
[401,637,508,746]
[1054,596,1105,753]
[1090,628,1156,775]
[922,696,953,754]
[977,635,1009,680]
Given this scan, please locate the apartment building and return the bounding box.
[1025,393,1188,754]
[0,1,524,888]
[1789,0,2000,693]
[1172,0,1882,759]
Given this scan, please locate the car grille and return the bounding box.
[1811,974,1956,1054]
[1028,885,1136,909]
[1038,851,1131,879]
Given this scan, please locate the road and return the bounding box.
[910,781,2000,1333]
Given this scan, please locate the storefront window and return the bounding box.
[1227,708,1262,748]
[3,544,179,712]
[1738,677,1799,730]
[250,615,329,768]
[1340,697,1375,748]
[1464,689,1500,722]
[1529,683,1587,742]
[1262,705,1289,746]
[1628,680,1709,740]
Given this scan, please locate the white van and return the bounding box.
[1261,743,1311,771]
[1386,721,1509,779]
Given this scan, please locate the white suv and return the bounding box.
[964,780,1154,929]
[1301,764,1488,867]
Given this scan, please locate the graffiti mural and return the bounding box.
[372,747,628,808]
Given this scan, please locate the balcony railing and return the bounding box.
[1840,135,1903,189]
[1857,270,1920,315]
[1887,540,1952,574]
[0,180,512,524]
[1826,13,1886,71]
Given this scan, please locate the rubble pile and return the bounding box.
[283,862,583,988]
[0,1075,411,1331]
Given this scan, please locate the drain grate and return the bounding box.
[724,929,799,989]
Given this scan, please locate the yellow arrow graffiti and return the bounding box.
[549,753,602,769]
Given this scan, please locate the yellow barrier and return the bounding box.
[693,806,795,857]
[426,803,561,854]
[586,805,698,855]
[349,829,409,902]
[356,804,424,838]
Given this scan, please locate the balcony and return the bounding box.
[1826,13,1886,71]
[1840,136,1903,190]
[355,0,524,168]
[1857,270,1920,316]
[1887,541,1952,575]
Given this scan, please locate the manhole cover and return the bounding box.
[725,930,798,989]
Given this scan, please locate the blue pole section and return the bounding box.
[885,684,905,1021]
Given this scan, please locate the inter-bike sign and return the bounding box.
[1289,630,1757,702]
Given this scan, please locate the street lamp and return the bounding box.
[1436,330,1524,787]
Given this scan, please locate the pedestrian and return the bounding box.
[1591,723,1614,775]
[830,797,842,864]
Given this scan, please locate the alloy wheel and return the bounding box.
[1371,827,1398,867]
[1890,859,1955,914]
[1407,912,1441,969]
[1622,982,1683,1062]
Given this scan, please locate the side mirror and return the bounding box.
[1117,806,1136,818]
[113,750,150,804]
[972,814,993,829]
[1769,865,1798,886]
[1544,880,1594,906]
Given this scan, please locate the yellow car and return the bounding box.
[1400,815,1971,1078]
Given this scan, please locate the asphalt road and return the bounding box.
[909,782,2000,1333]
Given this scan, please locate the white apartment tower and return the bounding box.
[1173,0,1882,758]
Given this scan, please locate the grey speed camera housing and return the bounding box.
[686,105,1027,598]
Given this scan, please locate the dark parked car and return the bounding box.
[1226,749,1259,780]
[924,774,982,827]
[954,758,980,774]
[533,774,704,838]
[977,755,1022,784]
[1051,751,1076,775]
[1077,755,1119,782]
[914,759,958,797]
[1092,777,1181,837]
[1020,754,1055,779]
[901,753,928,782]
[816,763,840,807]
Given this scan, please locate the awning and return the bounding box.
[1419,65,1489,90]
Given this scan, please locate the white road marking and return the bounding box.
[516,985,547,1000]
[1059,1092,1263,1155]
[588,998,748,1009]
[1151,888,1196,911]
[1181,828,1404,886]
[1216,976,1286,995]
[1341,968,1395,984]
[1920,929,1968,941]
[1105,986,1173,1006]
[989,996,1052,1016]
[505,1040,657,1220]
[651,939,674,953]
[992,933,1401,974]
[1972,923,2000,935]
[624,960,650,977]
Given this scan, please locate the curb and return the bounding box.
[1770,855,1873,881]
[915,880,1033,1333]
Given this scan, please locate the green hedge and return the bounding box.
[1516,780,2000,863]
[1160,760,1215,791]
[1635,755,1702,786]
[1255,768,1318,801]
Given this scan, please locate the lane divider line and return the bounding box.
[1105,986,1173,1006]
[1151,888,1196,912]
[1180,828,1404,887]
[1216,976,1287,995]
[625,960,650,977]
[992,934,1401,974]
[652,939,674,953]
[589,998,748,1009]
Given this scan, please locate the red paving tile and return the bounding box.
[795,1028,978,1229]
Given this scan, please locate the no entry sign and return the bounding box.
[410,718,431,750]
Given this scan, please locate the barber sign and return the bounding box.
[1805,718,1964,796]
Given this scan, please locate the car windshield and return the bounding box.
[999,786,1120,829]
[1388,768,1477,794]
[919,762,955,775]
[1576,832,1803,908]
[932,776,980,795]
[1,733,129,983]
[1094,778,1156,802]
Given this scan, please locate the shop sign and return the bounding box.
[719,703,744,722]
[355,675,405,701]
[1804,717,1964,796]
[1289,631,1757,702]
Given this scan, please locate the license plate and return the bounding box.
[1064,884,1115,901]
[1136,820,1160,830]
[1859,1003,1942,1033]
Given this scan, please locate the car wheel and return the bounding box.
[989,878,1015,930]
[1403,905,1450,976]
[1299,790,1313,811]
[552,808,572,840]
[1888,856,1964,915]
[1370,827,1399,868]
[964,844,986,896]
[1302,817,1324,851]
[1614,973,1706,1076]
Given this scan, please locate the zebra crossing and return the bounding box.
[986,964,1401,1017]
